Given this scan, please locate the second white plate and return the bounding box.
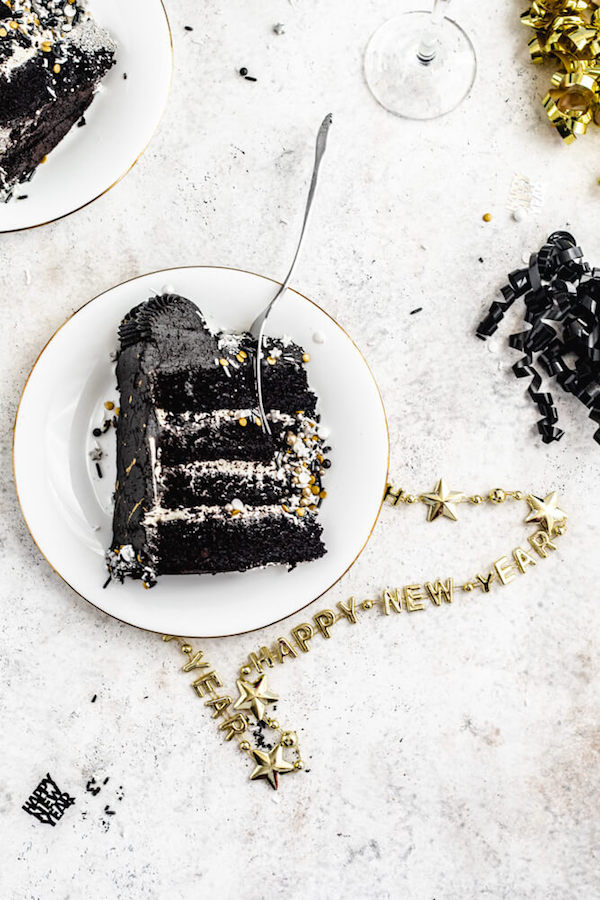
[0,0,172,232]
[13,267,389,636]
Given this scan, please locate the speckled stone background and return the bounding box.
[2,1,600,897]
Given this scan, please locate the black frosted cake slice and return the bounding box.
[0,1,116,202]
[106,294,330,586]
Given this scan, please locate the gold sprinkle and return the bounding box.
[267,357,276,365]
[254,417,262,427]
[281,504,290,513]
[104,401,114,410]
[41,40,51,51]
[319,490,327,499]
[125,457,137,475]
[40,154,47,164]
[9,21,18,29]
[219,358,229,366]
[115,407,120,415]
[53,63,61,74]
[309,485,319,495]
[142,582,150,590]
[302,353,311,362]
[296,508,306,517]
[238,417,248,427]
[0,28,7,37]
[231,509,241,517]
[236,353,245,363]
[127,498,143,523]
[482,213,492,222]
[308,475,315,485]
[239,350,247,359]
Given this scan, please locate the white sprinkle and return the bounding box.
[312,331,325,344]
[24,268,31,285]
[512,207,527,222]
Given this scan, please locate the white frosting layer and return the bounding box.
[143,503,300,528]
[167,459,288,483]
[155,408,296,431]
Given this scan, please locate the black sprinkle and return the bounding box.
[478,257,484,263]
[322,459,332,469]
[245,75,258,82]
[16,194,28,200]
[102,777,109,785]
[102,576,111,589]
[95,462,103,478]
[123,72,127,80]
[92,428,102,437]
[239,67,248,76]
[91,694,97,703]
[77,116,86,127]
[409,307,423,315]
[184,25,193,31]
[103,805,116,816]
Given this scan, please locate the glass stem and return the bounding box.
[417,0,452,65]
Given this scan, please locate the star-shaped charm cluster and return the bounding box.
[249,743,295,789]
[421,478,465,522]
[233,674,278,722]
[525,492,567,534]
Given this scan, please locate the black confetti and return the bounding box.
[477,230,600,445]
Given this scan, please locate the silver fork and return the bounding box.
[250,113,333,436]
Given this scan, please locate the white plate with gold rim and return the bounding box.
[0,0,172,233]
[13,266,389,637]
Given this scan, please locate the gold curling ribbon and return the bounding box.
[522,0,600,140]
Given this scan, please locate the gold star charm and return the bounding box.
[525,492,567,534]
[249,742,295,790]
[421,478,465,522]
[233,674,278,721]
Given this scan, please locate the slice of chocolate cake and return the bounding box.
[106,294,330,587]
[0,1,116,202]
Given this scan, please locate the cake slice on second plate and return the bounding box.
[0,1,116,202]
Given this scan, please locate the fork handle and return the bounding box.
[253,113,333,434]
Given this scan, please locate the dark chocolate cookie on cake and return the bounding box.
[106,294,331,587]
[0,1,116,202]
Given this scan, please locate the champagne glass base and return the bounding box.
[364,12,477,120]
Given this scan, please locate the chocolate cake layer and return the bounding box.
[160,461,291,508]
[149,513,325,576]
[107,294,329,587]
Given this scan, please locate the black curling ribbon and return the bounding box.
[476,231,600,446]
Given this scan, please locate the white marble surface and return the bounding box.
[2,1,600,897]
